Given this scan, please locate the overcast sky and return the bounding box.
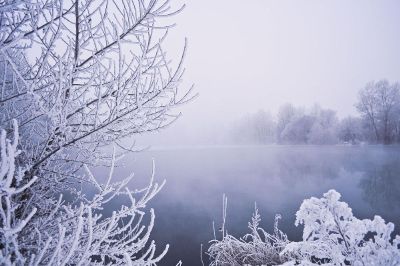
[140,0,400,144]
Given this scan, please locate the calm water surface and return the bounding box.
[115,145,400,265]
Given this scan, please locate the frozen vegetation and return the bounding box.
[1,0,400,265]
[208,197,289,266]
[0,121,169,265]
[0,0,191,264]
[208,191,400,266]
[229,81,400,145]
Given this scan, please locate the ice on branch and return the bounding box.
[0,0,192,264]
[0,121,167,265]
[0,0,194,222]
[0,120,38,264]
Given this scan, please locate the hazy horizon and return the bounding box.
[134,0,400,146]
[3,1,400,264]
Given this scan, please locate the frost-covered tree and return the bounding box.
[337,116,363,144]
[0,121,38,265]
[1,121,169,264]
[280,115,314,144]
[356,80,400,144]
[278,105,338,145]
[276,103,297,143]
[0,0,191,263]
[230,110,275,144]
[0,0,193,186]
[252,110,276,144]
[307,106,338,145]
[276,104,311,144]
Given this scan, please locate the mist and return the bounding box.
[136,0,400,147]
[3,0,400,265]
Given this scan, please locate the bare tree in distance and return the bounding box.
[356,80,400,144]
[231,110,275,144]
[337,116,363,144]
[276,103,297,143]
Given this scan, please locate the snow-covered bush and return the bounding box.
[1,121,168,265]
[209,191,400,266]
[208,197,290,266]
[282,190,400,265]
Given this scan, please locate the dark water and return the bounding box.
[116,145,400,265]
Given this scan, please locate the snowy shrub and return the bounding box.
[209,191,400,266]
[281,190,400,265]
[0,121,168,265]
[208,197,290,266]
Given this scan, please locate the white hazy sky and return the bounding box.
[141,0,400,144]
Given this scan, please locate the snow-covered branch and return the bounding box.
[1,0,190,264]
[0,121,168,265]
[0,0,194,186]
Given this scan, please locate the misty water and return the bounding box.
[112,145,400,265]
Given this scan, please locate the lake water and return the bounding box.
[117,145,400,265]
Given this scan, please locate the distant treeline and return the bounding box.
[230,79,400,145]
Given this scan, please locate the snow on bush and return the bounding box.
[209,191,400,266]
[0,121,167,265]
[208,197,290,266]
[282,190,400,265]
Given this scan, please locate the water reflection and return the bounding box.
[359,161,400,215]
[116,146,400,265]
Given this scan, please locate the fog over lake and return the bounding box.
[85,1,400,263]
[4,0,400,264]
[99,145,400,265]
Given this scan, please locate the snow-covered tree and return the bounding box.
[278,105,338,145]
[356,80,400,144]
[0,121,170,265]
[307,107,338,145]
[230,110,276,144]
[1,120,169,265]
[1,0,192,263]
[0,121,38,265]
[0,0,193,192]
[337,116,363,144]
[252,110,276,144]
[276,103,298,143]
[280,115,314,144]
